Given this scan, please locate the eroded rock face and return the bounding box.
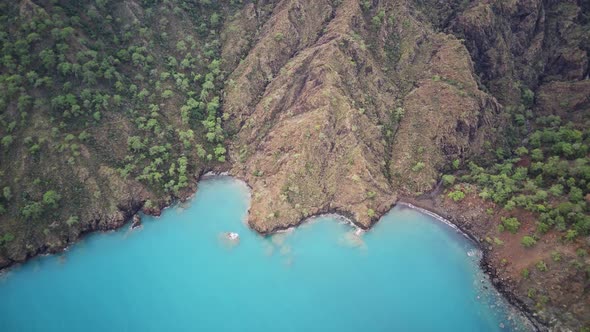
[450,0,589,104]
[224,0,501,232]
[223,0,589,234]
[536,80,590,121]
[131,214,142,229]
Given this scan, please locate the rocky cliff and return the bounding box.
[225,0,502,233]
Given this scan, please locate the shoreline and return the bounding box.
[0,174,545,331]
[396,199,544,332]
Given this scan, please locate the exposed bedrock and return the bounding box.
[224,0,502,232]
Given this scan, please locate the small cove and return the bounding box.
[0,176,532,331]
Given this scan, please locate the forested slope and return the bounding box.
[0,0,234,264]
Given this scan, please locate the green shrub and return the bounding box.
[447,190,465,202]
[521,236,536,248]
[527,288,537,298]
[66,215,79,226]
[530,148,544,161]
[501,217,520,234]
[536,222,550,234]
[1,135,13,148]
[43,190,61,208]
[515,146,529,156]
[441,175,455,186]
[2,186,11,201]
[522,88,534,107]
[536,260,548,272]
[548,184,564,196]
[393,107,404,122]
[411,161,425,172]
[564,229,578,241]
[371,10,385,29]
[0,233,15,246]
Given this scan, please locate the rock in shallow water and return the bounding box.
[130,214,142,229]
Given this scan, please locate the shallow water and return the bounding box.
[0,176,531,331]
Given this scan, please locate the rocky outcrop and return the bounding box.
[450,0,589,105]
[536,80,590,121]
[131,214,142,229]
[225,0,500,232]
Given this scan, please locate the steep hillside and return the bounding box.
[225,0,501,232]
[0,0,237,265]
[223,0,590,329]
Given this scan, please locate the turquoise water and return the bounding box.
[0,176,531,331]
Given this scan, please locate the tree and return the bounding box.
[93,111,101,121]
[569,187,583,203]
[1,135,13,148]
[501,217,521,234]
[43,190,61,208]
[162,90,174,98]
[66,215,79,226]
[196,145,207,159]
[442,175,455,186]
[371,10,385,29]
[210,13,220,27]
[548,184,563,196]
[522,88,534,107]
[21,202,44,219]
[530,148,544,161]
[128,136,145,152]
[176,40,187,52]
[515,146,528,156]
[39,49,56,69]
[2,186,11,201]
[448,190,465,202]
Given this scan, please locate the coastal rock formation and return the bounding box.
[225,0,500,232]
[131,214,142,229]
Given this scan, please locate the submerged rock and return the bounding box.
[218,232,240,249]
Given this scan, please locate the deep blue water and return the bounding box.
[0,176,531,331]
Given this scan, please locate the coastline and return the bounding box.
[0,168,221,273]
[0,174,545,331]
[397,198,545,332]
